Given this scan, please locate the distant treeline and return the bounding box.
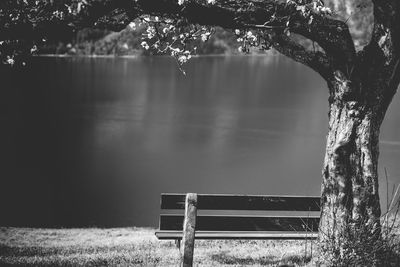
[39,24,242,56]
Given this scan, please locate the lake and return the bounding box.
[1,55,399,227]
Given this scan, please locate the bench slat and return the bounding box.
[155,230,318,240]
[160,215,319,232]
[161,194,320,211]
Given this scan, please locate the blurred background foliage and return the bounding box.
[39,23,243,56]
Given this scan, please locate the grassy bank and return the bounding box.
[0,227,315,266]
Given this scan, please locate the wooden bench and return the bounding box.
[155,193,320,266]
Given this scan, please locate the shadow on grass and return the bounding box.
[211,251,312,266]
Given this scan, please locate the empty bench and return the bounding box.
[155,193,320,266]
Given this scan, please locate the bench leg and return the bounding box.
[175,239,181,250]
[182,193,197,267]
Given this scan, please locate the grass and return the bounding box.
[0,227,316,266]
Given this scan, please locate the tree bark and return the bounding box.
[318,74,387,263]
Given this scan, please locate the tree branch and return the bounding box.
[133,0,356,69]
[271,34,331,80]
[362,0,400,110]
[1,0,359,80]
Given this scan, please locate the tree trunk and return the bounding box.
[318,76,386,264]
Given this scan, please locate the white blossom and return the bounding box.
[171,47,182,53]
[6,57,15,65]
[141,41,149,50]
[320,7,332,14]
[201,32,211,42]
[30,45,37,53]
[178,55,188,64]
[145,26,156,39]
[129,22,136,29]
[246,31,257,42]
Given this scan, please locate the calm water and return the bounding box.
[1,55,399,227]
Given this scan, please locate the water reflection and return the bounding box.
[0,55,399,227]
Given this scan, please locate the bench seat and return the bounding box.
[155,230,318,240]
[156,193,320,241]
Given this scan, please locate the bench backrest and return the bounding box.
[159,194,320,233]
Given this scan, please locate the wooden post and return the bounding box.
[175,239,181,250]
[182,193,197,267]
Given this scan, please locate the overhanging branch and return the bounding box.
[271,34,331,80]
[1,0,361,79]
[133,0,356,67]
